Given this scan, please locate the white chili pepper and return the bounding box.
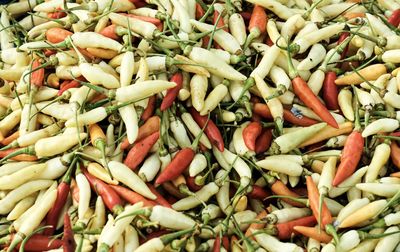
[329,166,368,198]
[124,225,139,251]
[0,162,36,177]
[109,13,158,39]
[250,45,280,79]
[339,199,387,228]
[256,158,303,176]
[356,183,400,197]
[200,84,228,115]
[253,231,303,252]
[90,197,106,230]
[0,109,21,137]
[6,195,36,221]
[364,142,391,183]
[150,205,196,230]
[76,172,91,221]
[232,122,254,157]
[138,153,161,182]
[191,19,241,55]
[181,112,212,148]
[9,182,57,251]
[269,123,327,154]
[246,0,297,20]
[98,202,144,251]
[229,13,246,46]
[187,47,246,81]
[267,207,311,224]
[35,133,87,157]
[108,161,156,199]
[294,23,346,54]
[362,118,399,137]
[297,44,326,71]
[116,80,176,102]
[281,14,305,40]
[172,182,219,211]
[338,88,354,122]
[0,163,46,190]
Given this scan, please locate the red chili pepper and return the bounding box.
[123,131,160,170]
[99,24,120,40]
[266,37,274,46]
[195,3,205,19]
[120,13,162,26]
[82,169,123,214]
[47,7,67,19]
[186,176,203,192]
[254,128,273,154]
[213,235,222,252]
[58,79,81,96]
[160,72,183,111]
[337,32,350,60]
[46,28,73,44]
[202,36,211,48]
[139,230,170,244]
[270,180,304,207]
[242,121,262,151]
[155,148,195,185]
[248,185,270,200]
[388,9,400,27]
[213,10,228,32]
[332,130,364,186]
[276,216,317,239]
[110,185,157,207]
[147,183,172,208]
[43,181,70,235]
[292,76,338,128]
[306,176,332,229]
[141,95,157,121]
[44,49,57,56]
[121,115,160,150]
[390,141,400,170]
[31,59,45,88]
[240,11,252,21]
[63,213,75,252]
[253,103,318,127]
[189,108,224,152]
[248,5,267,34]
[323,71,339,110]
[0,148,38,161]
[12,234,63,251]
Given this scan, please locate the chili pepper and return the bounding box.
[388,9,400,27]
[323,71,339,110]
[248,185,270,200]
[43,158,77,235]
[147,183,172,208]
[31,59,45,88]
[46,28,73,43]
[1,234,63,251]
[254,128,273,154]
[189,107,224,151]
[242,121,262,151]
[186,176,202,192]
[275,215,317,239]
[57,79,81,96]
[141,95,157,121]
[253,103,318,127]
[161,72,183,111]
[306,176,332,229]
[82,169,123,214]
[270,180,304,207]
[293,226,332,243]
[110,184,156,207]
[100,24,120,40]
[123,131,159,170]
[63,213,75,252]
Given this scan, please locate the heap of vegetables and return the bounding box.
[0,0,400,251]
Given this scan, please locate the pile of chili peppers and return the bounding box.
[0,0,400,251]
